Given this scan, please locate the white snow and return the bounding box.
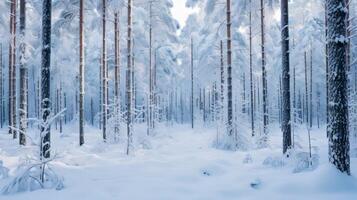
[1,124,357,199]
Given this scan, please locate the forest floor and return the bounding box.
[0,122,357,200]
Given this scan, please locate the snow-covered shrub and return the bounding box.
[243,154,253,164]
[2,161,64,194]
[213,123,249,151]
[0,161,9,179]
[292,152,319,173]
[263,156,285,168]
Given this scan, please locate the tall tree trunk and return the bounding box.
[148,1,154,135]
[0,44,2,128]
[281,0,292,154]
[19,0,27,145]
[191,38,194,129]
[327,0,350,175]
[41,0,52,159]
[226,0,233,137]
[260,0,268,142]
[220,40,224,122]
[249,2,254,137]
[102,0,107,141]
[325,1,329,127]
[99,55,102,129]
[114,11,120,138]
[59,82,62,133]
[304,52,309,125]
[9,0,17,138]
[79,0,85,145]
[242,73,246,114]
[310,49,313,128]
[126,0,133,155]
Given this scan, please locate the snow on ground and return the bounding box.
[0,123,357,200]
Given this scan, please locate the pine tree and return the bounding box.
[281,0,292,154]
[326,0,350,175]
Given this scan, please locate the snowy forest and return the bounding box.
[0,0,356,199]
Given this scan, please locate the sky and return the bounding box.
[171,0,197,30]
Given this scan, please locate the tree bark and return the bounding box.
[41,0,52,159]
[126,0,133,155]
[249,2,254,137]
[226,0,233,137]
[281,0,292,154]
[102,0,107,141]
[260,0,268,141]
[327,0,350,175]
[79,0,85,145]
[191,38,194,129]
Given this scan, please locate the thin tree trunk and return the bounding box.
[126,0,133,155]
[220,40,224,122]
[325,1,329,127]
[79,0,85,145]
[304,52,309,125]
[102,0,107,141]
[191,38,194,129]
[281,0,292,154]
[148,1,154,135]
[310,49,313,128]
[327,0,350,175]
[0,43,2,128]
[260,0,268,142]
[9,0,17,138]
[226,0,233,137]
[19,0,27,145]
[114,11,120,138]
[59,82,62,133]
[249,2,254,136]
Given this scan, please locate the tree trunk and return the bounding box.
[59,83,63,133]
[260,0,268,142]
[114,11,120,138]
[126,0,133,155]
[19,0,27,145]
[310,49,313,128]
[327,0,350,175]
[79,0,85,145]
[248,2,254,137]
[102,0,107,141]
[281,0,292,154]
[0,44,2,128]
[9,0,17,138]
[191,38,194,129]
[226,0,233,137]
[41,0,52,159]
[148,2,154,135]
[304,52,309,125]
